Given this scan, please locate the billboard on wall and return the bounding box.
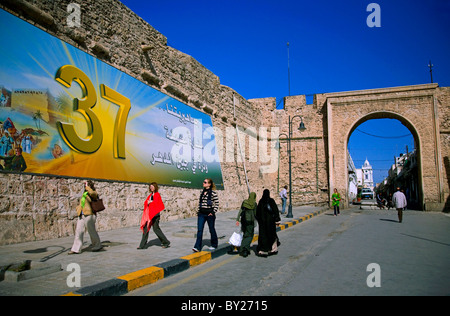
[0,9,224,189]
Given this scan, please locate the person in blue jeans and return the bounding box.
[279,185,288,214]
[193,178,219,252]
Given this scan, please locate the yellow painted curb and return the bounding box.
[181,251,212,267]
[118,266,164,291]
[61,292,82,296]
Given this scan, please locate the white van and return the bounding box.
[361,188,373,199]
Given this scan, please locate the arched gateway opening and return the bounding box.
[347,114,422,210]
[325,84,446,211]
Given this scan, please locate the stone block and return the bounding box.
[3,260,62,282]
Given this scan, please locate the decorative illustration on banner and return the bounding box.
[0,9,224,189]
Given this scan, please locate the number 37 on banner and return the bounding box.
[55,65,131,159]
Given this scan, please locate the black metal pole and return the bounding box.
[287,115,293,218]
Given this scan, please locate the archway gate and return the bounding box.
[325,84,448,211]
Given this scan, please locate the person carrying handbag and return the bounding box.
[69,180,103,254]
[235,192,257,257]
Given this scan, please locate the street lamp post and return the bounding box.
[280,115,306,218]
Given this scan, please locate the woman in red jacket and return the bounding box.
[138,182,170,249]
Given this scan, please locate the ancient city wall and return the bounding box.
[0,0,306,245]
[0,0,448,246]
[248,95,330,206]
[436,87,450,210]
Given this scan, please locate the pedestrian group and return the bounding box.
[68,178,284,258]
[68,179,409,257]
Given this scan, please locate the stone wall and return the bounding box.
[248,95,330,206]
[0,0,281,245]
[436,88,450,211]
[0,0,448,245]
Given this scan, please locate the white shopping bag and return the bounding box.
[229,231,243,247]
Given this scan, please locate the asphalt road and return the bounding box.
[127,207,450,297]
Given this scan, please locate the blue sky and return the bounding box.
[120,0,450,184]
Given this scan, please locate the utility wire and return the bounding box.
[355,128,412,139]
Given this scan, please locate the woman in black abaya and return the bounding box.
[256,189,281,257]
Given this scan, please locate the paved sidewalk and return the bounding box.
[0,205,327,296]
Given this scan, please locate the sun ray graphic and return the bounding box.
[0,8,224,188]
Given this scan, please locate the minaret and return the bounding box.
[362,158,374,190]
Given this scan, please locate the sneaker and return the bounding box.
[208,246,217,250]
[192,248,199,252]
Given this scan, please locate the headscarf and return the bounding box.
[242,192,257,209]
[261,189,271,201]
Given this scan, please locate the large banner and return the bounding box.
[0,9,224,189]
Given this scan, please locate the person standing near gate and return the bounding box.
[393,187,407,223]
[332,188,341,216]
[279,185,288,215]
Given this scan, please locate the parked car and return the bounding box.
[361,188,374,199]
